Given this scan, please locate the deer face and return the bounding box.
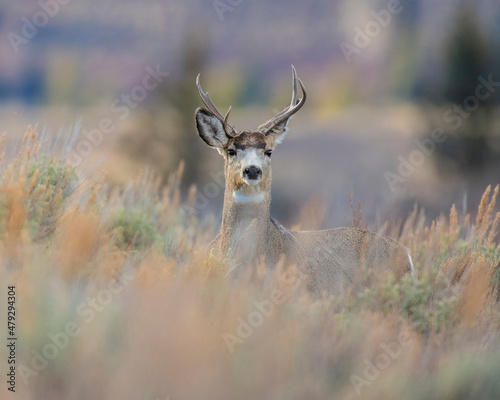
[226,131,271,186]
[195,111,284,201]
[194,66,306,203]
[223,131,277,202]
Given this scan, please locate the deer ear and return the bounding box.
[263,119,291,145]
[195,108,229,149]
[258,115,292,145]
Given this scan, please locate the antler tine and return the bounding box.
[257,67,306,134]
[288,76,306,115]
[260,66,307,134]
[290,65,299,107]
[196,74,237,137]
[284,65,306,115]
[280,66,306,116]
[196,74,223,120]
[223,106,232,137]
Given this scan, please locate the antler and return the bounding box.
[258,65,307,135]
[196,74,237,138]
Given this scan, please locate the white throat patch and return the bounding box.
[232,190,266,203]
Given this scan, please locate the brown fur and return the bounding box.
[211,176,412,295]
[231,131,268,149]
[195,68,413,295]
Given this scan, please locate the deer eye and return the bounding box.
[265,150,272,157]
[227,149,236,157]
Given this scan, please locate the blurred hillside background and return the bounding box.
[0,0,499,228]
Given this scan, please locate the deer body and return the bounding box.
[195,67,413,295]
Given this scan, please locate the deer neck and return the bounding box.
[220,181,272,256]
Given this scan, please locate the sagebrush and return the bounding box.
[1,127,499,400]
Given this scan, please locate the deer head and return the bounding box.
[194,66,306,203]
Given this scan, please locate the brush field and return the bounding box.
[1,127,500,400]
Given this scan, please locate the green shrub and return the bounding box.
[111,207,160,250]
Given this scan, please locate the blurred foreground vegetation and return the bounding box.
[0,127,500,400]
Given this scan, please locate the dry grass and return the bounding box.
[1,127,500,400]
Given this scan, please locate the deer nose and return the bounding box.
[244,166,262,180]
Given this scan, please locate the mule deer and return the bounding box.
[194,66,413,295]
